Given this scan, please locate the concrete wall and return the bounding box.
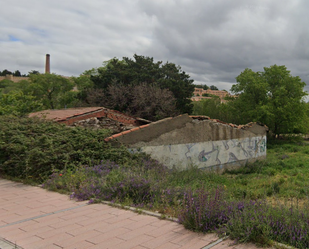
[130,136,266,172]
[116,114,267,171]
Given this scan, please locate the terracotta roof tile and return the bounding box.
[29,107,141,126]
[139,124,150,129]
[121,130,132,135]
[104,137,113,142]
[112,133,122,139]
[130,127,140,132]
[103,114,268,143]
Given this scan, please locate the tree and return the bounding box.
[28,70,40,75]
[70,75,94,105]
[85,81,179,121]
[192,97,232,121]
[195,84,209,90]
[13,70,21,76]
[84,54,195,114]
[230,65,307,136]
[0,79,16,93]
[210,85,218,90]
[0,90,42,116]
[0,69,12,76]
[22,73,75,109]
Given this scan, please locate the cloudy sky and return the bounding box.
[1,0,309,91]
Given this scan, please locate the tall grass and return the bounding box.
[41,138,309,248]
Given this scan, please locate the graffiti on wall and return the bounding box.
[137,136,267,170]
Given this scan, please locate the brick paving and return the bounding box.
[0,178,270,249]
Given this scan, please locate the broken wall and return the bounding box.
[112,114,267,172]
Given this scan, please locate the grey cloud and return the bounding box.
[139,0,309,90]
[1,0,309,92]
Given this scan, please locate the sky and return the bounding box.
[1,0,309,91]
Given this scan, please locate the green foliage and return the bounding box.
[70,75,94,104]
[40,135,309,248]
[195,84,209,90]
[192,97,233,121]
[22,73,76,109]
[0,79,17,93]
[0,90,42,116]
[0,116,132,182]
[230,65,307,135]
[210,85,218,90]
[84,54,195,114]
[86,82,179,121]
[0,69,12,76]
[0,69,27,76]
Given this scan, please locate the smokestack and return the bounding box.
[45,54,50,74]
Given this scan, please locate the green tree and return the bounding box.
[84,54,195,114]
[0,79,16,93]
[192,97,232,121]
[28,70,40,75]
[23,73,75,109]
[230,65,307,136]
[0,69,12,76]
[70,75,94,104]
[13,70,21,76]
[210,85,218,90]
[195,84,209,90]
[0,90,42,116]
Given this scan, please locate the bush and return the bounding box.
[178,187,233,232]
[0,115,133,181]
[222,200,309,248]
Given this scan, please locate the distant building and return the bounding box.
[0,74,29,82]
[192,88,231,103]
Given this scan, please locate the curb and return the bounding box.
[100,200,178,222]
[0,237,24,249]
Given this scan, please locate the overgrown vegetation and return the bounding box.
[83,54,195,118]
[0,116,134,181]
[1,116,309,247]
[40,134,309,248]
[1,61,309,247]
[193,65,309,136]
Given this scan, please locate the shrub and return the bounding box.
[0,115,133,181]
[222,200,309,248]
[178,187,233,232]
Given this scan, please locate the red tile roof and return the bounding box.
[29,107,149,126]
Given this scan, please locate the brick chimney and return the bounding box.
[45,54,50,74]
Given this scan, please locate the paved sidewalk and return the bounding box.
[0,178,266,249]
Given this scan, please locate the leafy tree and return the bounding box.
[202,93,211,97]
[0,90,42,116]
[210,85,219,90]
[230,65,307,136]
[84,54,195,114]
[195,84,209,90]
[229,68,269,124]
[13,70,21,76]
[192,97,232,121]
[0,69,12,76]
[22,73,75,109]
[86,81,179,121]
[0,79,16,93]
[28,70,40,75]
[70,75,94,105]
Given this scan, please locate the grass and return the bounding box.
[14,136,309,248]
[223,138,309,200]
